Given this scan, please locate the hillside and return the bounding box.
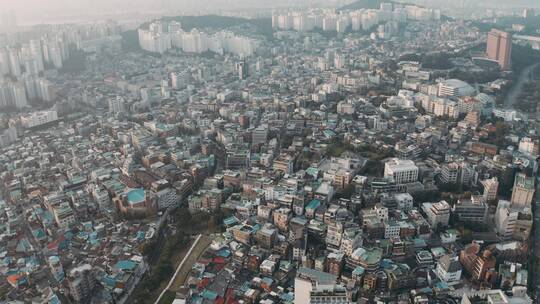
[160,15,271,34]
[473,16,540,36]
[338,0,386,11]
[122,15,273,52]
[141,15,272,38]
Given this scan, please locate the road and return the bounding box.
[169,235,212,291]
[532,181,540,303]
[154,234,203,304]
[504,63,540,108]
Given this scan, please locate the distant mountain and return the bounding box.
[338,0,387,11]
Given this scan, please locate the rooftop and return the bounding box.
[126,188,145,204]
[297,267,337,285]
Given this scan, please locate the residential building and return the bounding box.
[436,254,462,283]
[459,242,496,282]
[481,177,499,202]
[486,29,512,70]
[422,201,451,229]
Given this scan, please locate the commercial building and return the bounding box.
[510,173,535,208]
[452,196,488,224]
[309,283,348,304]
[384,158,418,184]
[294,267,340,304]
[438,79,475,98]
[495,200,533,241]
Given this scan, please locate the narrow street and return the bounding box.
[20,208,59,289]
[532,181,540,303]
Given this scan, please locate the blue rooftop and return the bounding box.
[223,216,239,226]
[352,266,365,276]
[217,249,231,258]
[126,189,145,204]
[306,199,321,210]
[102,275,117,288]
[281,292,294,302]
[201,290,218,300]
[262,277,273,285]
[114,260,137,271]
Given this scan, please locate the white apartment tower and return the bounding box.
[384,158,418,184]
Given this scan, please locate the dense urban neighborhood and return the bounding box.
[1,0,540,303]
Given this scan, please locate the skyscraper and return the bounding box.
[486,29,512,70]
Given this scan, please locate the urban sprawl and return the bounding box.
[1,2,540,304]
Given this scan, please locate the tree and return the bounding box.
[494,121,509,148]
[336,184,355,200]
[139,240,157,257]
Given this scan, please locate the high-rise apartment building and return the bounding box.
[486,29,512,70]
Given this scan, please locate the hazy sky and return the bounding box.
[1,0,351,24]
[1,0,539,25]
[0,0,348,13]
[1,0,539,13]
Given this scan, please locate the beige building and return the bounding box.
[510,173,535,208]
[486,29,512,70]
[481,177,499,202]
